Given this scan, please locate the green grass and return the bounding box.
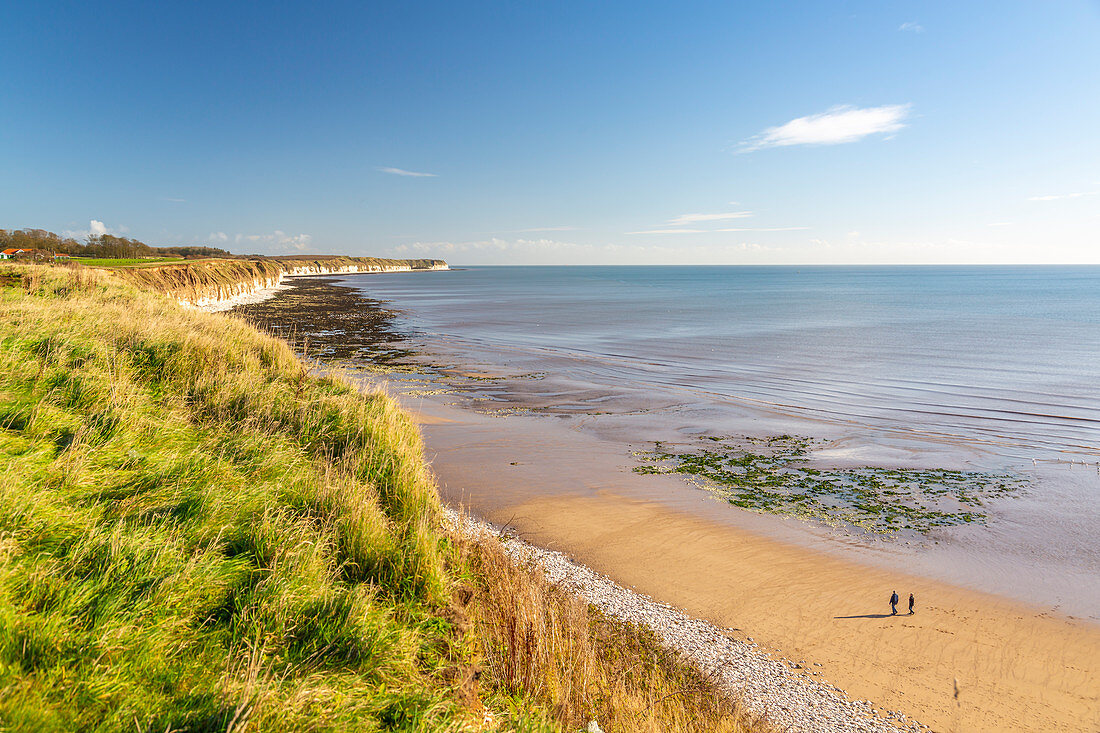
[0,264,772,733]
[73,257,186,267]
[0,265,465,731]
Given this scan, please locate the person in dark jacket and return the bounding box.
[890,590,899,615]
[909,593,915,614]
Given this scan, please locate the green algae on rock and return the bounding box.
[633,435,1023,535]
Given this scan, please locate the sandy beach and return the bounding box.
[500,493,1100,732]
[402,392,1100,733]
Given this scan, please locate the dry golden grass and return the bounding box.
[459,533,769,733]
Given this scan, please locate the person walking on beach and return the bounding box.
[909,593,915,615]
[890,590,899,615]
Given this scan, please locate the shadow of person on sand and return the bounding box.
[833,613,895,619]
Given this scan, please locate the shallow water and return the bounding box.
[342,265,1100,456]
[252,266,1100,618]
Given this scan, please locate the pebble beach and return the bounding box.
[447,508,926,733]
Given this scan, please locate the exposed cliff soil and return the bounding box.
[111,256,447,307]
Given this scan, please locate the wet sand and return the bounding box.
[399,393,1100,733]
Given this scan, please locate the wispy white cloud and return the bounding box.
[395,238,578,257]
[798,233,1100,265]
[230,230,313,253]
[628,211,807,235]
[628,226,807,235]
[987,222,1013,227]
[278,233,313,252]
[394,232,1100,266]
[1028,190,1098,201]
[62,219,125,239]
[161,197,186,203]
[391,237,776,265]
[485,225,577,234]
[738,104,911,152]
[899,21,924,33]
[627,228,708,235]
[667,211,753,225]
[716,226,807,232]
[209,232,229,242]
[378,166,437,178]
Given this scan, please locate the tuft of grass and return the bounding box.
[0,263,775,733]
[459,533,765,733]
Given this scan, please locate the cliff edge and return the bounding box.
[110,255,448,308]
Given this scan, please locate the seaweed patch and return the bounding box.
[633,435,1023,535]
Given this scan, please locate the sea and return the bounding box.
[307,265,1100,617]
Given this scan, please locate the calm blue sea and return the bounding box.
[319,264,1100,614]
[342,265,1100,459]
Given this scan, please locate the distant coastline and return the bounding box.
[108,255,449,310]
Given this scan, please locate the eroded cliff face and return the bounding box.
[187,272,285,309]
[115,257,448,309]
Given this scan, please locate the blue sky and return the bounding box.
[2,1,1099,264]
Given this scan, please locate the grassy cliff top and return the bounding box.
[0,264,766,733]
[0,264,460,731]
